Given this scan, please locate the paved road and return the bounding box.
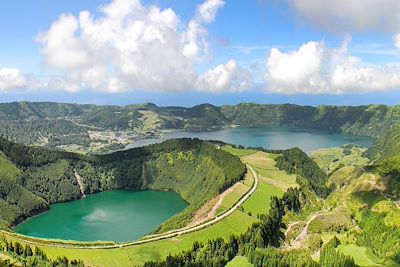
[3,164,259,249]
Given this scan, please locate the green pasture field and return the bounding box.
[222,146,257,157]
[338,244,391,267]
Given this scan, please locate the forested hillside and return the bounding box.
[276,148,331,197]
[366,124,400,161]
[0,138,245,231]
[221,103,400,138]
[1,102,400,153]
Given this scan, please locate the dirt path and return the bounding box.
[74,170,86,198]
[5,164,259,249]
[286,212,325,250]
[188,183,240,227]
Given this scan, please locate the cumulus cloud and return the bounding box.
[37,14,90,70]
[265,39,400,94]
[0,68,42,92]
[33,0,250,93]
[196,60,253,92]
[183,0,225,57]
[287,0,400,33]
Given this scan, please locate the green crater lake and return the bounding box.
[15,127,374,242]
[15,190,188,242]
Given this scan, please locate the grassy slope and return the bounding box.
[0,152,21,179]
[239,151,295,216]
[217,171,253,214]
[226,256,254,267]
[242,181,284,216]
[242,150,295,216]
[311,146,370,174]
[222,146,257,157]
[338,244,388,267]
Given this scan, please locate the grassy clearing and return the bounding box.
[311,146,369,173]
[226,256,253,267]
[338,244,387,267]
[222,146,257,157]
[240,150,292,216]
[307,212,352,234]
[0,152,21,179]
[241,151,298,191]
[242,151,277,169]
[256,168,298,190]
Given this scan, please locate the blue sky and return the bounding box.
[0,0,400,106]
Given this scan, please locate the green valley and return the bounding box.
[0,102,400,266]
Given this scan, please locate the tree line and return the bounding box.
[0,235,84,267]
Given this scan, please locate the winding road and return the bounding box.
[3,164,260,249]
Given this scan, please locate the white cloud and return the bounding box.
[37,14,90,70]
[196,0,225,23]
[265,39,400,94]
[183,0,225,58]
[0,68,26,91]
[266,41,328,94]
[287,0,400,33]
[0,68,42,92]
[33,0,250,93]
[196,60,253,92]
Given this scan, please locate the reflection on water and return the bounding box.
[126,127,374,154]
[15,190,188,242]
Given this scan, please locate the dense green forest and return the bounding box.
[0,137,245,232]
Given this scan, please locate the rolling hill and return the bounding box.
[1,102,400,153]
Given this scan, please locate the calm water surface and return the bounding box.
[16,127,374,242]
[15,190,188,242]
[128,127,374,153]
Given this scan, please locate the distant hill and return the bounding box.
[1,101,400,153]
[221,103,400,138]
